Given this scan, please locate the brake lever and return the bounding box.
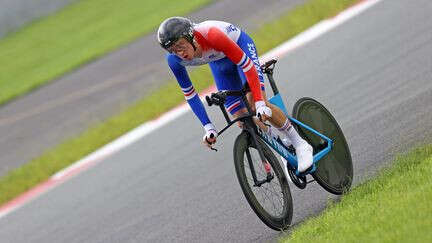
[205,135,218,152]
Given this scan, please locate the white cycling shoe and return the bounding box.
[295,141,313,173]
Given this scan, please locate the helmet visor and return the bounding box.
[166,38,190,54]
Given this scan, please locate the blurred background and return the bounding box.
[0,0,78,37]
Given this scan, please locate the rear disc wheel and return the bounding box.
[292,97,353,195]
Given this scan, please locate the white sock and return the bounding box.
[278,119,304,148]
[267,126,292,147]
[266,126,278,140]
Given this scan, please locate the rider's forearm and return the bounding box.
[187,94,212,126]
[166,53,212,126]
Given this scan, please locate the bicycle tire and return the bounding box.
[233,131,293,230]
[292,97,353,195]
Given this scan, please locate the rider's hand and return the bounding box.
[202,123,218,148]
[255,101,272,122]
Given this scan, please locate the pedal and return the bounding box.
[253,172,274,187]
[266,172,274,182]
[295,164,316,177]
[287,167,307,189]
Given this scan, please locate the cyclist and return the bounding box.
[157,17,313,172]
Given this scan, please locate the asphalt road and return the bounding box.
[1,0,431,242]
[0,0,305,177]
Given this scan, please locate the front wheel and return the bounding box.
[292,97,353,195]
[233,131,293,230]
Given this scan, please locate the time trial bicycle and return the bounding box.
[205,59,353,230]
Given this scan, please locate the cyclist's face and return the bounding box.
[167,38,194,60]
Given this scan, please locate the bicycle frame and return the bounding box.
[206,59,334,179]
[206,90,275,186]
[256,111,333,174]
[262,60,333,175]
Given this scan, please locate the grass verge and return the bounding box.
[0,0,358,206]
[281,144,432,243]
[0,0,211,105]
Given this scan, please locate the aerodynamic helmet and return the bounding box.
[157,17,194,50]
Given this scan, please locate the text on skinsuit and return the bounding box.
[247,43,264,80]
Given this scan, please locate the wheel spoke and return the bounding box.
[244,162,267,178]
[261,184,284,211]
[259,185,279,215]
[243,152,285,217]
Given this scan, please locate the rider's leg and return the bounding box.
[234,31,312,172]
[235,32,309,150]
[244,91,313,173]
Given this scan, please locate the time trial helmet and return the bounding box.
[157,17,194,50]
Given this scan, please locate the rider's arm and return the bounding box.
[206,27,263,103]
[166,54,213,128]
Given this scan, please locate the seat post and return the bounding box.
[261,59,279,96]
[266,70,279,96]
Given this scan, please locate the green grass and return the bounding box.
[0,0,211,105]
[0,0,358,206]
[282,145,432,243]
